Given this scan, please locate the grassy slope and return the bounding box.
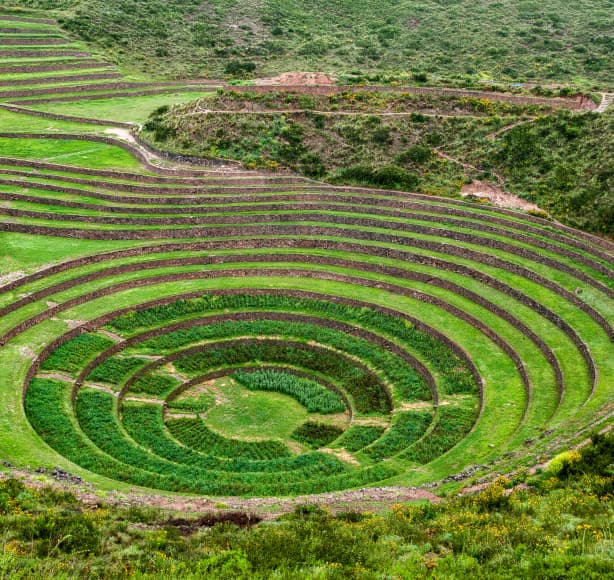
[6,0,614,86]
[27,91,216,123]
[0,434,612,578]
[0,136,141,169]
[203,378,310,440]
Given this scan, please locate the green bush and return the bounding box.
[364,411,433,460]
[395,145,432,165]
[40,333,114,375]
[224,61,256,77]
[336,425,385,452]
[292,421,344,449]
[334,164,420,190]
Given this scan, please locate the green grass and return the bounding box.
[203,377,309,441]
[0,233,141,276]
[0,137,141,169]
[28,91,216,123]
[0,108,111,132]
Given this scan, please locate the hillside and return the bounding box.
[5,0,614,86]
[140,91,614,235]
[478,109,614,236]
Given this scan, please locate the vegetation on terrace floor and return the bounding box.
[0,432,611,579]
[6,0,614,86]
[141,91,614,235]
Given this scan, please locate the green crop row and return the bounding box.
[232,369,345,414]
[164,415,291,461]
[136,318,427,402]
[401,405,479,464]
[39,333,114,375]
[173,341,390,415]
[27,380,400,495]
[363,411,433,461]
[76,389,361,490]
[122,403,346,475]
[128,372,180,397]
[166,392,212,413]
[107,293,477,396]
[86,355,148,387]
[335,425,386,452]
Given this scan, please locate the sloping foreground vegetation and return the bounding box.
[0,432,611,578]
[6,0,614,86]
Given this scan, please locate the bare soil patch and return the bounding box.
[256,72,336,86]
[461,180,541,212]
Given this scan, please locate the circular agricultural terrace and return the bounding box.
[0,132,610,497]
[0,13,611,497]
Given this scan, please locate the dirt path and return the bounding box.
[487,118,537,140]
[124,396,165,404]
[104,127,161,166]
[225,83,589,111]
[98,329,124,342]
[595,93,614,113]
[189,107,485,119]
[37,372,74,382]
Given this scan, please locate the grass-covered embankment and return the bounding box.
[0,432,611,578]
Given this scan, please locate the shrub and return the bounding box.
[372,126,393,145]
[292,422,344,448]
[224,61,256,77]
[395,145,432,164]
[558,432,614,479]
[336,425,386,452]
[40,333,114,375]
[334,164,419,190]
[364,411,433,460]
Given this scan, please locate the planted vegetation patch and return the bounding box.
[232,369,346,414]
[292,421,345,449]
